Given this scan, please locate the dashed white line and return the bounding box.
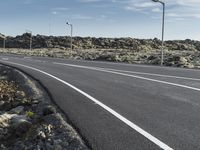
[1,58,8,60]
[24,57,31,59]
[98,67,200,81]
[55,62,200,81]
[0,60,173,150]
[54,62,200,92]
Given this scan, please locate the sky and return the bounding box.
[0,0,200,40]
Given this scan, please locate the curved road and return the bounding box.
[1,54,200,150]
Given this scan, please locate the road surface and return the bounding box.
[1,54,200,150]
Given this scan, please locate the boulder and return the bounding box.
[11,115,32,134]
[9,106,24,114]
[43,105,56,116]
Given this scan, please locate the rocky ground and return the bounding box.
[1,48,200,69]
[0,33,200,69]
[0,64,89,150]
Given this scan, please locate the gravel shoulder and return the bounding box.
[0,64,89,150]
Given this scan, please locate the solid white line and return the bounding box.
[70,59,200,72]
[95,67,200,81]
[54,62,200,92]
[50,57,200,72]
[55,62,200,81]
[0,60,173,150]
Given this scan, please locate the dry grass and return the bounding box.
[0,80,17,101]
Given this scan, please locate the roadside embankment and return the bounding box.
[0,64,89,150]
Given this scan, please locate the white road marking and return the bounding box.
[93,67,200,81]
[51,57,200,72]
[0,60,173,150]
[1,58,8,60]
[76,60,200,72]
[14,57,47,63]
[1,54,200,72]
[31,59,46,63]
[54,62,200,92]
[55,62,200,81]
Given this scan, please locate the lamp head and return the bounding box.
[152,0,159,2]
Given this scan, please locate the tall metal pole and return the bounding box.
[66,22,73,51]
[26,30,32,50]
[161,2,165,66]
[30,32,32,51]
[3,37,5,49]
[70,24,73,51]
[151,0,165,66]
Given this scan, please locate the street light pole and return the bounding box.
[66,22,73,51]
[152,0,165,66]
[3,37,5,49]
[26,30,32,50]
[30,32,32,51]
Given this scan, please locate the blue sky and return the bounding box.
[0,0,200,40]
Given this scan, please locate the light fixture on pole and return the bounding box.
[66,22,73,51]
[152,0,165,66]
[26,30,32,50]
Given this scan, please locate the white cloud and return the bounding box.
[123,0,158,12]
[166,13,180,17]
[75,0,200,21]
[134,2,156,8]
[71,14,93,20]
[176,0,200,6]
[152,8,161,12]
[96,14,107,21]
[52,7,69,11]
[117,0,200,20]
[52,11,58,15]
[193,14,200,18]
[79,0,102,3]
[124,6,141,11]
[51,7,69,16]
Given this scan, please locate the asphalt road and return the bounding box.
[1,54,200,150]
